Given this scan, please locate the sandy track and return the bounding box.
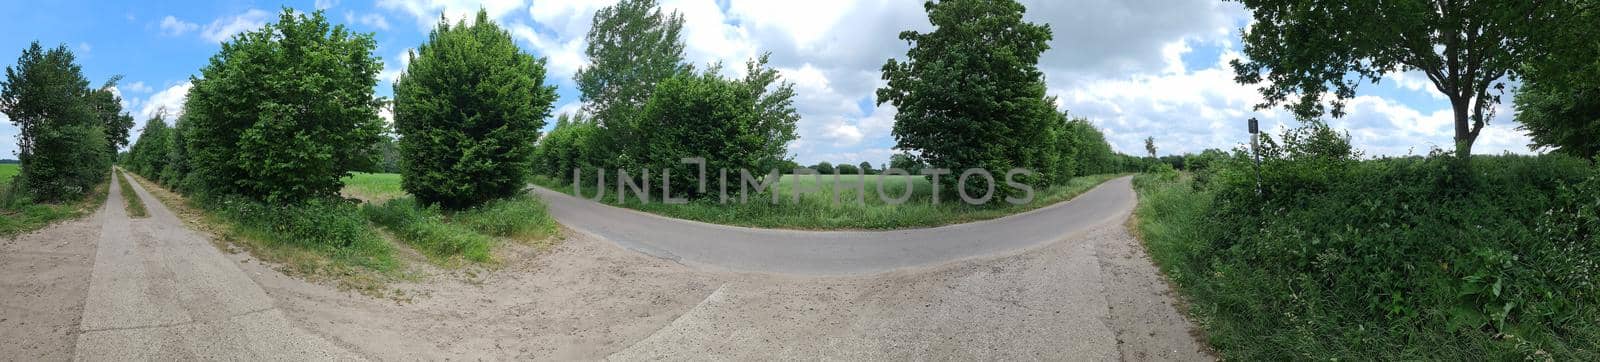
[0,193,101,361]
[69,171,358,360]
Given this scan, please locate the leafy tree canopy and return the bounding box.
[0,42,108,202]
[879,0,1059,200]
[394,9,558,209]
[1230,0,1569,158]
[184,9,385,203]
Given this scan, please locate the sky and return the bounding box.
[0,0,1539,165]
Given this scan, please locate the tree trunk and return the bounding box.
[1451,97,1474,159]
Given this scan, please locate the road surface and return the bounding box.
[70,171,358,360]
[534,176,1138,275]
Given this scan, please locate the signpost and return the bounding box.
[1248,118,1262,196]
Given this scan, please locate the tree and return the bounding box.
[86,76,134,160]
[814,161,835,175]
[879,0,1058,201]
[576,0,688,167]
[635,56,800,199]
[1144,136,1157,158]
[1054,117,1115,177]
[889,152,924,175]
[0,42,107,202]
[394,10,557,209]
[836,163,860,175]
[1231,0,1567,158]
[858,161,874,175]
[127,115,172,177]
[184,9,385,203]
[1513,4,1600,160]
[533,112,605,182]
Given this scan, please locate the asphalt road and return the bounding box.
[534,176,1137,275]
[71,171,358,360]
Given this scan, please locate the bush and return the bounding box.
[184,9,384,203]
[532,113,605,182]
[1150,122,1600,359]
[393,10,557,209]
[633,55,799,200]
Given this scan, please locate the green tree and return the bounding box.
[1230,0,1568,158]
[889,152,924,175]
[394,10,558,209]
[128,115,172,177]
[814,161,835,175]
[576,0,688,168]
[0,42,108,202]
[836,163,860,175]
[184,9,385,203]
[635,56,800,199]
[1144,136,1157,158]
[534,112,605,181]
[879,0,1058,201]
[86,76,134,160]
[858,161,874,175]
[1513,4,1600,160]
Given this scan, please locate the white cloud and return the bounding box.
[138,82,192,122]
[201,9,273,43]
[123,81,153,94]
[160,16,199,36]
[346,11,391,30]
[316,0,341,10]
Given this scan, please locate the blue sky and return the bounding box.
[1,0,1538,165]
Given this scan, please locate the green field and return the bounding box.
[341,172,405,202]
[0,164,18,190]
[533,172,1124,230]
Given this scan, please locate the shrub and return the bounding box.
[634,55,799,200]
[1156,122,1600,359]
[393,10,557,209]
[184,9,384,203]
[532,112,605,183]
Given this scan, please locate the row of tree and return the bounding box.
[123,9,559,211]
[532,0,1143,204]
[531,0,801,200]
[1,43,134,203]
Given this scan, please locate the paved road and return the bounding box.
[534,176,1136,275]
[72,171,359,360]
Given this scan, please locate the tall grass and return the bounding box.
[124,170,399,295]
[0,165,108,236]
[533,173,1124,230]
[363,195,559,264]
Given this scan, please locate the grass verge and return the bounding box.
[0,166,109,236]
[1131,155,1600,360]
[124,171,405,296]
[362,194,559,266]
[116,168,148,218]
[531,173,1125,230]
